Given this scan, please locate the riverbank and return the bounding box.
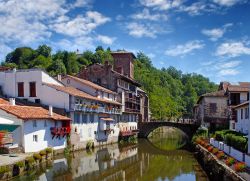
[195,144,248,181]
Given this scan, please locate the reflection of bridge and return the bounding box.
[137,139,191,156]
[138,121,200,139]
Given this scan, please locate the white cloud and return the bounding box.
[201,23,232,41]
[148,53,156,58]
[213,0,244,6]
[165,40,204,56]
[97,35,116,45]
[139,0,183,10]
[0,43,12,61]
[218,69,239,76]
[126,22,169,38]
[216,41,250,57]
[51,11,110,37]
[71,0,93,8]
[201,59,241,77]
[131,8,168,21]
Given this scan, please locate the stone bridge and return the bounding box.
[138,121,200,139]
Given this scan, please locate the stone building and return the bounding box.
[78,51,150,137]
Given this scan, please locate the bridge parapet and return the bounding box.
[138,121,200,139]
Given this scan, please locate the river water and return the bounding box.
[15,127,209,181]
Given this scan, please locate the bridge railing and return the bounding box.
[146,119,200,125]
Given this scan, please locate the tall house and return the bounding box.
[78,51,150,137]
[112,51,135,79]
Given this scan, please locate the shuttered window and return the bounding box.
[29,82,36,97]
[17,82,24,97]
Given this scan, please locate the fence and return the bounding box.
[210,138,250,167]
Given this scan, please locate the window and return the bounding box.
[82,114,88,124]
[33,120,37,127]
[44,120,47,127]
[241,109,243,119]
[209,103,217,114]
[245,107,249,119]
[33,135,38,142]
[74,113,80,124]
[17,82,24,97]
[29,82,36,97]
[90,114,95,123]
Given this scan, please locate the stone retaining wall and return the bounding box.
[195,144,245,181]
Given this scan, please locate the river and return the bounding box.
[15,127,208,181]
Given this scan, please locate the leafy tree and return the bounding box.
[36,45,52,58]
[48,59,66,76]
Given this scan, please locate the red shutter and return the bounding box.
[29,82,36,97]
[18,82,24,97]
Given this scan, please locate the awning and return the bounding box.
[0,124,19,132]
[100,118,114,121]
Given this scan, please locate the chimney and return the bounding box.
[49,105,53,116]
[9,98,15,106]
[57,74,62,81]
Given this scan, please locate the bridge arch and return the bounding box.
[138,121,200,140]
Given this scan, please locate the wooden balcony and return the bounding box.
[50,127,71,138]
[73,104,122,114]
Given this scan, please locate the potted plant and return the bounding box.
[0,166,10,180]
[234,162,247,172]
[39,150,47,162]
[33,153,42,164]
[45,148,53,159]
[25,156,35,169]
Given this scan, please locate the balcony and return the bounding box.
[50,127,71,137]
[120,130,137,137]
[73,104,122,114]
[125,108,140,113]
[125,97,140,104]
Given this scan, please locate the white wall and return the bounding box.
[236,105,249,134]
[23,119,66,153]
[240,92,248,103]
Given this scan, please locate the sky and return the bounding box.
[0,0,250,83]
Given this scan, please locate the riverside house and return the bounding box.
[230,101,249,134]
[0,68,122,150]
[0,98,70,153]
[78,51,150,138]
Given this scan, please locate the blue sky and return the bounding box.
[0,0,250,83]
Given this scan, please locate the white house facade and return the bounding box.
[0,98,71,153]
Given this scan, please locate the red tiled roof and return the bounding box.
[44,83,121,105]
[62,75,116,94]
[0,98,9,105]
[227,85,249,92]
[0,104,70,121]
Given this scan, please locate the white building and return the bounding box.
[0,98,70,153]
[230,101,249,134]
[0,69,122,150]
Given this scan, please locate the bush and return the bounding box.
[86,141,94,149]
[26,157,35,167]
[225,134,247,152]
[39,150,46,156]
[216,151,225,160]
[212,148,219,154]
[0,166,10,174]
[45,148,53,154]
[234,162,247,172]
[225,157,235,166]
[33,153,42,160]
[16,161,25,168]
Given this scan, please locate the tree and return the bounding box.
[48,59,66,76]
[36,45,52,58]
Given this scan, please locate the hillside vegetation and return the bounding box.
[1,45,217,119]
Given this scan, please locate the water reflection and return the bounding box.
[15,130,208,181]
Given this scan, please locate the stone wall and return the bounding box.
[195,145,245,181]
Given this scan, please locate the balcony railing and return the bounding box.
[73,104,122,114]
[125,97,140,104]
[120,130,138,137]
[50,127,71,137]
[125,108,140,113]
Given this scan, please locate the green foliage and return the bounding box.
[33,153,42,160]
[134,52,217,119]
[15,161,25,168]
[45,147,53,154]
[86,140,94,149]
[225,134,247,153]
[39,150,46,156]
[25,157,35,168]
[0,166,10,174]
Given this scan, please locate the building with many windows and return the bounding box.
[0,69,122,150]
